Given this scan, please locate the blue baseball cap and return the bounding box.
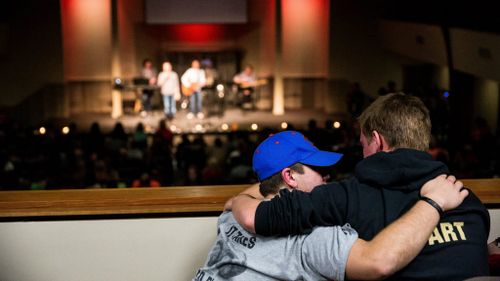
[253,131,343,181]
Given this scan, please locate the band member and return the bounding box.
[233,64,257,86]
[157,61,180,119]
[233,64,258,108]
[202,58,218,89]
[202,58,222,116]
[181,59,206,119]
[140,59,157,116]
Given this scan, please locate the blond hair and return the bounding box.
[358,93,431,151]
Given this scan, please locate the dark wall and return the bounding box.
[0,0,64,107]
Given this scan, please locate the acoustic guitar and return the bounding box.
[182,83,199,96]
[238,79,267,89]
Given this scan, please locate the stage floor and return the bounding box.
[62,106,346,134]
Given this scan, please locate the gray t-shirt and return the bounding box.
[193,212,358,281]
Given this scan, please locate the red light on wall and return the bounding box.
[170,24,225,43]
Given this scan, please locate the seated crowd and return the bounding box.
[0,114,499,190]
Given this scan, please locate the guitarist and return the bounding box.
[181,59,206,119]
[233,64,259,108]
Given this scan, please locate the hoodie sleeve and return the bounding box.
[255,182,349,236]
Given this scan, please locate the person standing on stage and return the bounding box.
[202,58,218,90]
[140,59,157,116]
[181,59,206,119]
[157,61,180,119]
[202,58,223,116]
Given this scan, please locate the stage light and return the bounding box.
[187,112,194,119]
[39,127,46,135]
[443,91,450,98]
[251,123,258,131]
[181,100,188,109]
[281,122,288,129]
[61,126,70,135]
[221,123,229,131]
[216,84,225,98]
[333,121,341,129]
[170,125,177,132]
[193,124,206,133]
[113,77,123,90]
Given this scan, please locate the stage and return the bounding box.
[60,106,347,135]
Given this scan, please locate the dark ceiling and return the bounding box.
[2,0,499,34]
[380,0,500,34]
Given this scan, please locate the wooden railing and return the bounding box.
[0,185,248,219]
[0,179,499,219]
[462,179,500,205]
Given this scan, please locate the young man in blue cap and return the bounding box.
[194,131,467,281]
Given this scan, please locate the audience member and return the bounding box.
[131,122,148,151]
[155,119,173,147]
[207,137,227,168]
[150,132,174,186]
[346,82,370,118]
[107,122,128,154]
[131,172,161,188]
[188,135,208,184]
[304,119,327,150]
[175,134,194,185]
[378,80,399,96]
[489,237,500,276]
[85,122,105,157]
[470,117,495,177]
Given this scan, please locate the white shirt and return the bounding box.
[181,68,206,91]
[157,71,180,97]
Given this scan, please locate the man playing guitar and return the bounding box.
[233,64,266,109]
[181,59,206,119]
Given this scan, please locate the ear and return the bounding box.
[372,130,390,152]
[281,168,298,189]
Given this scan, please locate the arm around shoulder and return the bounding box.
[345,200,441,280]
[232,193,261,233]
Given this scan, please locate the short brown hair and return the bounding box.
[259,163,304,197]
[358,93,431,151]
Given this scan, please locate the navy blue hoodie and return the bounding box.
[255,149,490,280]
